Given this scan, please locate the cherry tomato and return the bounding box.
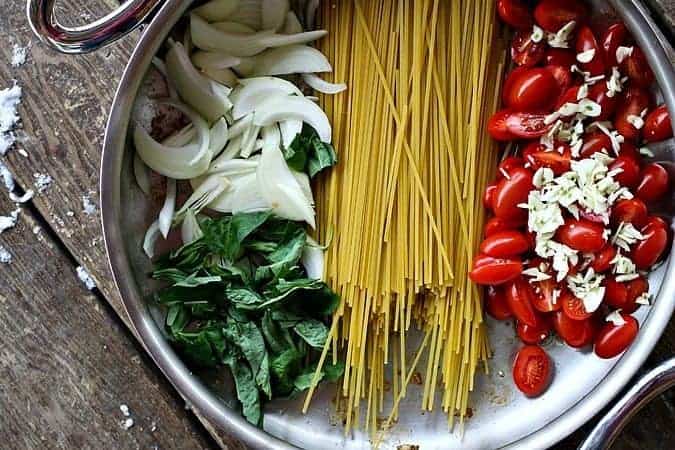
[552,311,597,348]
[576,26,606,77]
[531,278,562,312]
[545,65,572,96]
[611,198,648,227]
[486,286,512,320]
[505,68,560,112]
[497,157,525,179]
[480,231,530,257]
[605,276,647,314]
[609,155,641,189]
[594,314,639,359]
[503,66,531,106]
[626,276,649,312]
[484,217,525,237]
[528,144,571,175]
[621,47,654,87]
[556,219,606,252]
[591,245,617,273]
[643,105,673,143]
[512,345,552,397]
[631,217,669,269]
[497,0,533,29]
[534,0,587,32]
[636,163,669,203]
[505,278,538,327]
[505,112,551,138]
[493,167,533,220]
[488,109,518,141]
[517,317,551,344]
[470,254,523,285]
[561,290,593,321]
[580,132,612,158]
[615,86,652,142]
[601,22,629,67]
[545,48,576,68]
[588,81,619,121]
[511,30,546,67]
[556,85,581,110]
[521,141,547,163]
[483,182,498,210]
[619,141,640,159]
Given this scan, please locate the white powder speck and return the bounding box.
[32,225,40,234]
[33,173,52,192]
[76,266,96,290]
[0,245,11,264]
[10,189,33,203]
[66,210,75,217]
[122,418,134,430]
[11,44,28,67]
[17,148,28,158]
[82,193,97,215]
[0,208,20,233]
[0,160,14,191]
[150,421,157,432]
[119,404,130,417]
[0,83,22,155]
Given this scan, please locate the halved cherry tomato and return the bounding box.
[592,245,617,273]
[552,312,597,348]
[621,47,654,87]
[483,182,498,210]
[505,278,538,327]
[497,157,525,179]
[601,23,629,67]
[576,26,606,76]
[480,230,530,257]
[545,48,576,68]
[493,167,533,220]
[643,105,673,143]
[511,30,546,67]
[556,219,606,252]
[521,141,547,164]
[611,198,648,227]
[561,291,593,321]
[505,68,560,112]
[470,254,523,285]
[530,278,562,312]
[497,0,533,29]
[626,276,649,311]
[488,109,518,141]
[594,314,639,359]
[636,163,669,203]
[503,66,531,106]
[505,112,551,138]
[556,85,581,110]
[619,141,640,159]
[580,132,612,158]
[534,0,587,32]
[528,144,571,175]
[588,81,618,121]
[632,217,669,269]
[512,345,552,397]
[615,86,652,142]
[486,286,512,320]
[609,155,641,189]
[517,317,551,345]
[605,276,645,314]
[484,217,525,237]
[545,65,572,97]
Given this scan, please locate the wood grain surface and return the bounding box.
[0,0,673,449]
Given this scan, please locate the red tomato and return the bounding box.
[470,254,523,285]
[505,112,552,138]
[483,182,498,210]
[480,231,530,257]
[497,0,533,29]
[576,26,606,76]
[636,163,669,203]
[505,278,539,327]
[493,167,533,220]
[517,317,551,344]
[545,65,572,96]
[488,109,518,141]
[503,66,531,106]
[521,141,547,164]
[531,278,562,312]
[497,157,525,179]
[588,81,619,121]
[545,48,576,68]
[511,30,546,67]
[610,155,641,189]
[601,23,629,67]
[594,314,639,359]
[552,311,597,348]
[626,276,649,312]
[505,68,560,112]
[604,277,629,309]
[615,86,652,142]
[528,145,571,175]
[631,217,669,269]
[580,132,612,158]
[621,47,655,87]
[619,141,640,159]
[611,199,648,227]
[534,0,587,32]
[512,345,552,397]
[643,105,673,143]
[591,245,617,273]
[486,286,512,320]
[484,217,525,237]
[556,219,606,252]
[556,85,581,110]
[561,291,593,321]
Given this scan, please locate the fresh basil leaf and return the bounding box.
[173,324,226,368]
[226,287,264,310]
[323,361,345,382]
[270,309,303,329]
[270,347,302,395]
[255,227,306,282]
[224,319,271,399]
[283,140,308,172]
[261,312,288,354]
[157,284,225,306]
[292,361,344,393]
[174,272,222,287]
[294,319,329,349]
[228,360,261,425]
[262,278,339,315]
[285,125,337,178]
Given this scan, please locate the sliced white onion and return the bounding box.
[181,208,204,244]
[133,152,152,196]
[151,57,178,99]
[165,100,212,165]
[282,11,303,34]
[143,220,161,258]
[192,51,242,70]
[216,135,244,162]
[292,170,314,204]
[193,0,240,21]
[212,21,256,34]
[301,236,324,280]
[261,0,289,31]
[158,178,177,238]
[253,95,331,143]
[208,171,269,213]
[201,67,239,87]
[229,114,254,139]
[235,44,332,77]
[207,158,259,176]
[163,123,195,147]
[279,119,302,148]
[176,173,231,221]
[261,124,281,149]
[240,125,261,158]
[231,76,302,119]
[301,73,347,94]
[226,0,263,30]
[209,118,230,158]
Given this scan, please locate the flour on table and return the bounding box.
[0,159,14,191]
[82,193,97,215]
[11,44,28,67]
[0,245,11,264]
[10,189,34,203]
[119,404,130,417]
[76,266,96,290]
[33,172,52,192]
[0,83,22,155]
[0,208,19,233]
[122,418,134,430]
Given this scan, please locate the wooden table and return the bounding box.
[0,1,672,449]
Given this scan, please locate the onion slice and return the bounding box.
[192,51,242,70]
[301,236,324,280]
[193,0,240,21]
[176,173,231,222]
[261,0,289,31]
[201,67,239,87]
[231,76,302,119]
[143,220,161,258]
[208,172,269,213]
[235,44,332,77]
[282,11,303,34]
[133,152,152,196]
[158,178,177,238]
[279,119,302,148]
[253,95,331,143]
[181,208,204,244]
[212,21,256,34]
[301,73,347,94]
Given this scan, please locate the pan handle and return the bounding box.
[26,0,164,54]
[579,358,675,450]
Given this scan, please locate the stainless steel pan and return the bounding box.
[27,0,675,448]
